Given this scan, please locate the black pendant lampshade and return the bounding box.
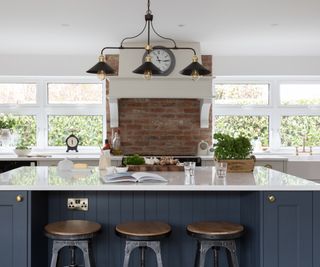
[86,60,115,75]
[132,61,162,75]
[180,61,211,76]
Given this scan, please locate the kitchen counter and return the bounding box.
[1,166,320,267]
[0,166,318,191]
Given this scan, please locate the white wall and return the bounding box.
[0,54,96,76]
[214,56,320,76]
[1,54,320,76]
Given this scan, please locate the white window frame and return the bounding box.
[214,76,320,153]
[0,76,106,153]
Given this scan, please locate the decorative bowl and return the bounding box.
[14,149,32,157]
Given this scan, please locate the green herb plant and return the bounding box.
[123,154,145,165]
[0,114,16,129]
[213,133,253,160]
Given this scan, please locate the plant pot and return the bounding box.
[217,157,256,173]
[14,149,32,157]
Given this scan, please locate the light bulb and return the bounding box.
[144,70,152,80]
[191,70,200,81]
[97,70,106,81]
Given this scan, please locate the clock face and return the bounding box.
[67,136,78,147]
[145,47,176,75]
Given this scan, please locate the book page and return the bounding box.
[131,172,168,182]
[101,172,137,183]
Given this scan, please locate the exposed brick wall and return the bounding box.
[201,55,212,75]
[116,98,212,155]
[105,54,213,155]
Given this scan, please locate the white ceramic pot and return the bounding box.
[14,149,32,157]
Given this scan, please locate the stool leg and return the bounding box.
[77,240,95,267]
[213,247,219,267]
[225,240,239,267]
[197,241,211,267]
[50,240,67,267]
[123,241,140,267]
[147,241,163,267]
[194,241,201,267]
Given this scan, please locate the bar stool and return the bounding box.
[45,220,101,267]
[116,221,171,267]
[187,221,244,267]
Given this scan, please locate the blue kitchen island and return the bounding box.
[0,166,319,267]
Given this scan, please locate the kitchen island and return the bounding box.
[0,166,319,267]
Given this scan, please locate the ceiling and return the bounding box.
[1,0,320,56]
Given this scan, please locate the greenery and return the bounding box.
[280,116,320,146]
[0,114,16,129]
[48,115,103,146]
[213,133,253,160]
[123,154,145,165]
[215,116,269,146]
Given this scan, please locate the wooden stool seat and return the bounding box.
[45,220,101,239]
[116,221,171,240]
[116,221,171,267]
[45,220,101,267]
[187,221,244,240]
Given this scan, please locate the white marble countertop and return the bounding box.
[0,166,318,191]
[0,153,294,161]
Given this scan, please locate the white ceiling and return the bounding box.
[1,0,320,56]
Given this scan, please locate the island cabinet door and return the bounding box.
[263,192,313,267]
[0,191,28,267]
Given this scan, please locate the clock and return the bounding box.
[143,46,176,76]
[66,134,79,152]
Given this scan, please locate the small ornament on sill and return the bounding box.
[66,134,79,152]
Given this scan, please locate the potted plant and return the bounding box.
[0,114,16,146]
[213,133,255,172]
[14,142,32,157]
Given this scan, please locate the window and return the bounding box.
[215,116,269,146]
[280,84,320,105]
[280,116,320,147]
[215,84,269,105]
[48,83,102,104]
[214,77,320,152]
[0,83,37,104]
[48,115,103,146]
[0,78,105,150]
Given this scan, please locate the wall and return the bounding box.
[116,98,212,155]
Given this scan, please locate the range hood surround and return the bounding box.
[108,42,213,128]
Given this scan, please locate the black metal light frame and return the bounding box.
[87,0,211,80]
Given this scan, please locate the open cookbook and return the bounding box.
[101,172,168,183]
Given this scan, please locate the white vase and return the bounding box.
[0,129,12,146]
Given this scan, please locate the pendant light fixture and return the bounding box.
[87,0,211,81]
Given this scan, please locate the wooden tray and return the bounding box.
[127,165,184,172]
[218,159,255,173]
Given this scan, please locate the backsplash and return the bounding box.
[107,98,212,155]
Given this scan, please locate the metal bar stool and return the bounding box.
[187,221,244,267]
[45,220,101,267]
[116,221,171,267]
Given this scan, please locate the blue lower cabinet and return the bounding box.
[263,192,313,267]
[0,191,28,267]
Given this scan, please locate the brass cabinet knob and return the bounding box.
[16,195,24,202]
[264,164,273,169]
[268,195,276,203]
